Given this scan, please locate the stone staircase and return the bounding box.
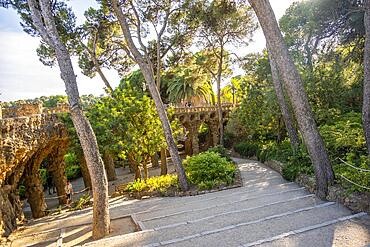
[84,158,370,247]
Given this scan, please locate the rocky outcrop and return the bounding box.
[0,109,69,237]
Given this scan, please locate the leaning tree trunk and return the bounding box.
[268,51,300,149]
[248,0,334,199]
[363,0,370,159]
[217,44,224,146]
[111,0,188,191]
[29,0,110,239]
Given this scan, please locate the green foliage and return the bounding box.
[319,112,367,157]
[87,72,183,165]
[39,168,47,187]
[207,145,232,162]
[18,184,26,199]
[65,165,81,180]
[71,194,92,211]
[183,152,235,190]
[125,175,179,194]
[234,142,259,158]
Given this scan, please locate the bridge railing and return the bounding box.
[173,103,236,114]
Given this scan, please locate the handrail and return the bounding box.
[338,158,370,172]
[340,175,370,190]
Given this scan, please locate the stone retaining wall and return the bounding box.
[264,160,370,214]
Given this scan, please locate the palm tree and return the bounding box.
[165,67,213,104]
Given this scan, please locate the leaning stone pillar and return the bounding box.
[190,123,200,155]
[210,121,220,146]
[103,149,117,181]
[48,144,68,205]
[24,159,47,219]
[151,154,160,168]
[184,137,193,155]
[79,156,92,189]
[160,148,168,175]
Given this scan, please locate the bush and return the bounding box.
[207,145,233,162]
[234,142,259,157]
[183,151,236,190]
[125,174,178,193]
[65,165,81,180]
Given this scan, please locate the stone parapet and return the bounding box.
[2,102,69,118]
[2,102,43,118]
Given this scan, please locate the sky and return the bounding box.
[0,0,298,102]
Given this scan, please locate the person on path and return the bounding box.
[65,181,73,205]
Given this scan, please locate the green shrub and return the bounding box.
[39,168,47,187]
[207,145,233,162]
[282,151,313,181]
[65,165,81,180]
[125,174,178,193]
[234,142,259,157]
[71,194,92,211]
[183,151,236,190]
[18,184,26,199]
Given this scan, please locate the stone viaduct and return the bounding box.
[0,102,69,237]
[0,102,234,238]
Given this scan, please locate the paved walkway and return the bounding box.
[10,159,370,246]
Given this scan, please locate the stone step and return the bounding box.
[133,185,306,221]
[255,214,370,247]
[83,202,354,247]
[161,203,353,247]
[141,194,320,230]
[136,189,312,228]
[109,182,300,219]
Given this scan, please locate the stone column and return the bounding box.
[184,138,193,155]
[103,149,117,181]
[79,156,92,189]
[80,156,92,188]
[48,144,68,205]
[151,153,159,168]
[190,123,201,155]
[24,158,47,219]
[210,121,220,147]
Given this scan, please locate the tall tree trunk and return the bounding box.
[28,0,110,239]
[248,0,334,199]
[111,0,188,191]
[363,0,370,158]
[156,36,162,90]
[217,44,224,146]
[268,51,300,149]
[93,57,113,94]
[160,148,168,175]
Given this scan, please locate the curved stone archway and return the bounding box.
[0,103,69,237]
